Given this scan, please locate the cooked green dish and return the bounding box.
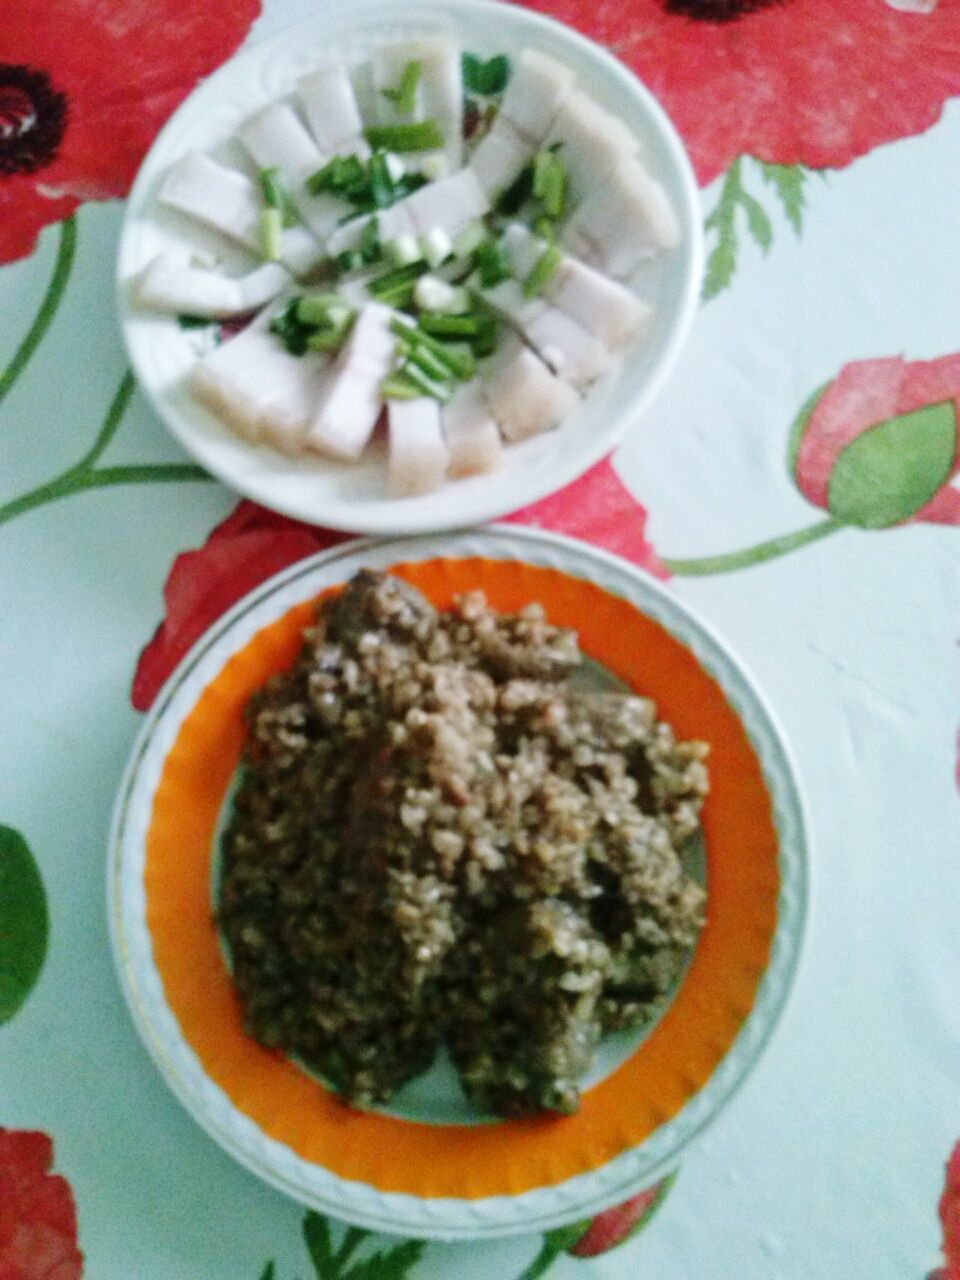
[219,571,708,1117]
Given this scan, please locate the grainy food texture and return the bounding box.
[219,570,709,1117]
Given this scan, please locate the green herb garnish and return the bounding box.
[381,60,422,116]
[269,297,314,354]
[382,371,424,400]
[259,166,300,227]
[495,163,534,216]
[522,242,563,298]
[462,53,511,96]
[363,120,444,153]
[472,240,510,287]
[532,149,566,220]
[259,206,283,261]
[306,153,368,199]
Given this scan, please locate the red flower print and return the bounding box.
[566,1175,675,1256]
[131,458,664,712]
[519,0,960,185]
[0,0,260,263]
[0,1128,83,1280]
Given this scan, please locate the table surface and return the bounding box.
[2,2,959,1277]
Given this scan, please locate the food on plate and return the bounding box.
[219,571,708,1117]
[135,38,681,496]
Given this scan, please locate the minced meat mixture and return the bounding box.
[219,570,709,1117]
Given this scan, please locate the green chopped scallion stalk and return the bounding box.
[401,359,454,402]
[306,153,366,197]
[381,60,422,116]
[418,312,483,337]
[533,150,567,219]
[382,372,423,400]
[405,341,455,384]
[364,120,444,153]
[306,327,351,352]
[296,293,347,325]
[472,240,510,288]
[368,260,429,299]
[259,207,283,261]
[523,242,563,298]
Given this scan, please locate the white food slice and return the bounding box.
[305,302,396,460]
[481,277,547,328]
[404,169,490,236]
[563,156,680,278]
[501,224,652,347]
[298,66,370,158]
[237,102,344,238]
[498,50,576,146]
[387,396,449,496]
[469,117,532,199]
[482,336,578,442]
[371,37,463,170]
[189,306,328,452]
[543,89,639,206]
[159,153,323,275]
[135,255,289,317]
[442,382,503,477]
[523,308,613,389]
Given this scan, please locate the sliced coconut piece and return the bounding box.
[404,169,490,237]
[442,382,503,477]
[387,396,449,496]
[189,306,328,452]
[135,255,289,318]
[523,308,613,390]
[498,50,576,146]
[237,103,345,238]
[371,37,463,171]
[563,156,680,278]
[482,336,578,442]
[298,66,370,158]
[469,117,532,199]
[543,89,639,205]
[159,153,322,274]
[305,302,396,460]
[501,224,652,347]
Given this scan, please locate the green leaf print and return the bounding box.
[258,1265,276,1280]
[827,400,957,529]
[303,1214,424,1280]
[0,825,49,1024]
[758,161,807,235]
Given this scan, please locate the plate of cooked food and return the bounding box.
[116,0,703,532]
[108,527,807,1239]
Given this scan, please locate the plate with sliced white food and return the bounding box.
[117,0,703,533]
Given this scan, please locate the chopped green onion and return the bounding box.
[523,242,563,298]
[259,207,283,261]
[385,234,423,268]
[296,293,347,324]
[533,215,555,241]
[532,149,567,219]
[401,359,454,402]
[306,153,367,197]
[359,216,382,263]
[306,326,352,353]
[405,340,455,384]
[413,275,470,314]
[382,372,424,400]
[473,240,510,287]
[461,53,511,96]
[368,260,429,300]
[381,60,422,116]
[270,297,313,355]
[364,120,444,153]
[367,151,395,209]
[391,318,476,380]
[417,312,482,337]
[259,166,300,227]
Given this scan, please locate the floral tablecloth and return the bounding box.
[2,1,960,1276]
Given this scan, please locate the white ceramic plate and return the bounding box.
[108,527,807,1239]
[116,0,703,534]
